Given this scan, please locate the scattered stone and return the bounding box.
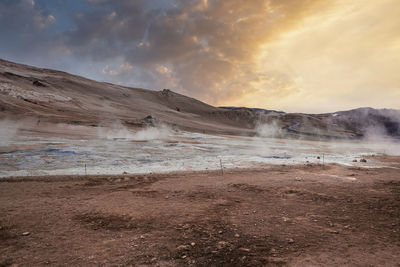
[181,255,187,259]
[176,245,191,251]
[218,230,223,234]
[123,171,128,175]
[217,241,230,249]
[353,159,358,162]
[190,242,196,246]
[287,238,294,244]
[22,232,30,236]
[234,233,240,238]
[140,235,145,239]
[360,159,367,163]
[317,156,320,159]
[182,224,190,229]
[239,247,251,252]
[328,229,339,234]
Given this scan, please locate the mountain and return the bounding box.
[0,58,399,139]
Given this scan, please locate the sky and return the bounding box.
[0,0,399,113]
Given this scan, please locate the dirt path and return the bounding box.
[1,161,399,266]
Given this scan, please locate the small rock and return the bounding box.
[234,233,240,238]
[140,235,145,239]
[360,159,367,163]
[123,171,128,175]
[352,159,358,162]
[239,247,251,252]
[190,242,196,246]
[217,241,230,249]
[287,238,294,244]
[317,156,320,159]
[22,232,30,236]
[218,230,223,234]
[181,255,187,259]
[176,245,191,251]
[32,80,46,87]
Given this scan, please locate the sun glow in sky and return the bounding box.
[0,0,399,113]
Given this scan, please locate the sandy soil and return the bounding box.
[1,159,399,266]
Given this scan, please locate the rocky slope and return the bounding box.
[0,59,399,139]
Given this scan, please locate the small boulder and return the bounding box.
[32,80,46,87]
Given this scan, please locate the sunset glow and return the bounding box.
[1,0,399,112]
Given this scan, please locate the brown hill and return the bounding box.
[0,58,399,139]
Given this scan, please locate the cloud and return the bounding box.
[58,0,332,103]
[0,0,399,112]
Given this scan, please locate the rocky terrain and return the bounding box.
[1,159,399,266]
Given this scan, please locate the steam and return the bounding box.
[255,120,283,138]
[132,125,171,141]
[0,119,20,146]
[98,121,171,141]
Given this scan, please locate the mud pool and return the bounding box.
[0,130,398,177]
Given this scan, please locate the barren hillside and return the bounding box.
[0,59,399,139]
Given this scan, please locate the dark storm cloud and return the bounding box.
[53,0,330,102]
[0,0,336,106]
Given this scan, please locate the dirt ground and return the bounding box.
[1,158,399,266]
